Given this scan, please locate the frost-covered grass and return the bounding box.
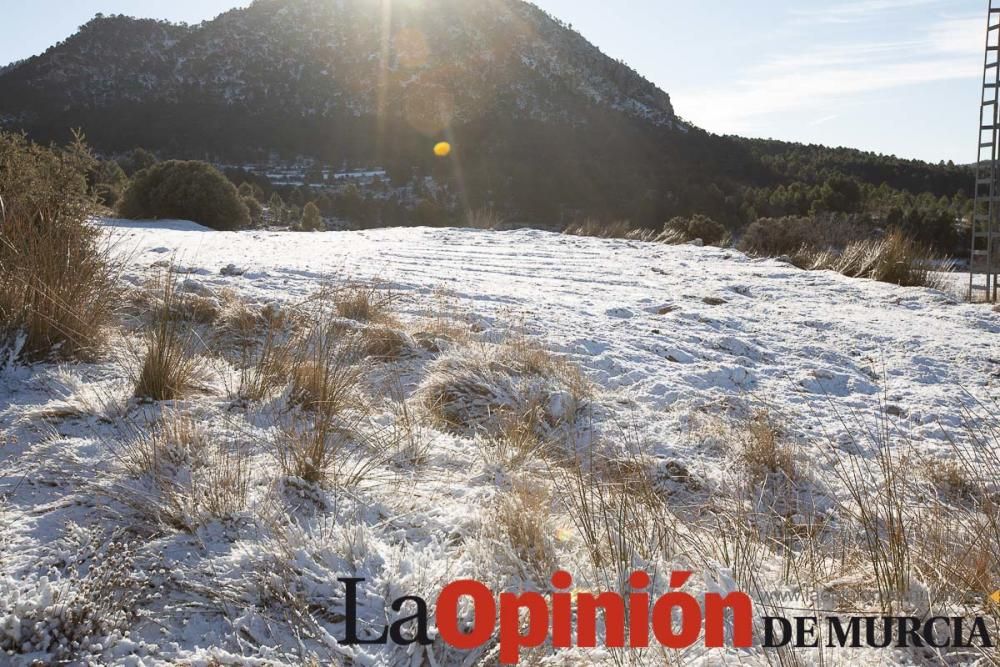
[0,220,998,664]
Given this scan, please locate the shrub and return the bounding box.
[90,159,128,209]
[242,195,264,227]
[0,538,146,661]
[118,160,250,231]
[300,201,323,232]
[659,214,728,246]
[738,216,816,257]
[0,131,120,362]
[739,214,876,259]
[266,192,286,225]
[117,147,157,177]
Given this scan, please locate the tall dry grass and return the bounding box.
[658,215,729,246]
[466,207,505,230]
[0,131,120,362]
[113,410,251,530]
[563,218,659,241]
[331,282,397,323]
[273,314,373,487]
[740,216,947,288]
[131,271,204,401]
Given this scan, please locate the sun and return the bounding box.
[434,141,452,157]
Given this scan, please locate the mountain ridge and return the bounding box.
[0,1,677,131]
[0,0,972,226]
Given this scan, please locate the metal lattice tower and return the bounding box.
[972,0,1000,302]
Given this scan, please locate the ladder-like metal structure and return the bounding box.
[972,0,1000,302]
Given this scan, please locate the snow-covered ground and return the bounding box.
[1,220,998,665]
[107,220,999,449]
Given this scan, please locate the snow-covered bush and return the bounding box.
[419,339,590,438]
[0,541,145,661]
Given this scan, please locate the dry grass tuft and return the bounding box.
[831,230,949,288]
[466,207,505,230]
[494,478,558,582]
[924,458,978,504]
[272,316,373,487]
[332,283,397,323]
[556,457,676,589]
[411,318,474,354]
[232,320,296,403]
[563,218,657,240]
[286,327,364,413]
[741,410,797,488]
[114,411,251,530]
[131,272,204,401]
[419,337,590,438]
[359,324,415,361]
[913,403,1000,607]
[119,410,211,477]
[740,217,947,288]
[272,411,377,489]
[369,380,434,467]
[478,409,547,469]
[826,406,914,613]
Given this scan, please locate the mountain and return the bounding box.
[0,0,972,225]
[0,1,676,131]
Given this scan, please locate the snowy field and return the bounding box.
[105,220,998,448]
[1,219,998,665]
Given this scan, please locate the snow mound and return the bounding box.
[100,218,213,233]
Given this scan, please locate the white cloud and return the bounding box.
[790,0,949,25]
[673,11,982,134]
[928,15,985,57]
[809,113,840,126]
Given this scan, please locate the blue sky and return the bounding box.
[0,0,985,163]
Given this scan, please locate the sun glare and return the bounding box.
[434,141,452,157]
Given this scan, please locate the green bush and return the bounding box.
[242,196,264,227]
[738,216,815,257]
[91,159,128,208]
[118,160,249,231]
[660,215,728,246]
[300,201,323,232]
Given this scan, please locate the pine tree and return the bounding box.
[267,192,285,225]
[301,201,323,232]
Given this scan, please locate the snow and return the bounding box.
[105,221,997,447]
[1,220,998,665]
[100,218,213,233]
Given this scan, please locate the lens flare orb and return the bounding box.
[434,141,452,157]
